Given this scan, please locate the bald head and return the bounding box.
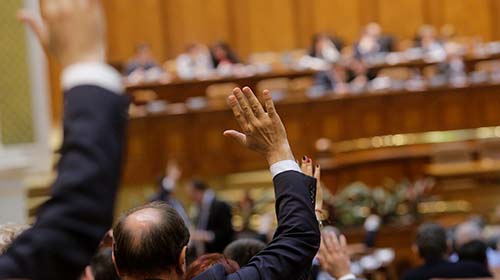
[113,202,190,278]
[455,222,482,248]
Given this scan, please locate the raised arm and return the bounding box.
[220,87,321,279]
[0,1,128,279]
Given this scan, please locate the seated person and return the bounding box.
[210,41,240,68]
[347,58,378,92]
[111,87,321,279]
[80,248,120,280]
[354,22,394,61]
[313,63,349,94]
[176,43,214,79]
[457,240,489,268]
[123,43,162,76]
[184,253,239,280]
[223,239,266,267]
[309,33,343,64]
[415,25,446,61]
[403,223,492,280]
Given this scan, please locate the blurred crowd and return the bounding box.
[123,22,500,96]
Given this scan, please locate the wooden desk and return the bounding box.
[123,82,500,185]
[126,69,316,103]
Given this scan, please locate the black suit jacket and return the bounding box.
[0,86,129,279]
[402,259,492,280]
[204,199,235,253]
[194,170,321,280]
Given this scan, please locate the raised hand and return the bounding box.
[224,87,294,165]
[317,231,352,279]
[18,0,106,67]
[166,160,182,182]
[301,156,324,220]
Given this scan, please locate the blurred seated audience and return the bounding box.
[0,223,29,254]
[177,43,214,80]
[309,33,343,64]
[347,58,378,92]
[124,43,166,83]
[223,238,266,267]
[402,223,492,280]
[415,25,447,62]
[184,253,239,280]
[80,248,120,280]
[354,22,394,61]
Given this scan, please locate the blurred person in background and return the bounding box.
[210,41,240,68]
[187,180,235,255]
[457,240,489,268]
[223,238,266,267]
[124,43,161,76]
[150,161,191,227]
[80,248,120,280]
[184,253,239,280]
[313,63,350,94]
[309,33,343,64]
[177,43,214,79]
[403,223,492,280]
[415,25,446,62]
[354,22,394,61]
[313,230,359,280]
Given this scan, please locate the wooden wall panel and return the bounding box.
[378,0,425,40]
[441,0,493,41]
[310,0,363,44]
[163,0,231,58]
[104,0,166,62]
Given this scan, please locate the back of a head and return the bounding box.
[457,239,488,266]
[113,202,190,278]
[90,248,120,280]
[0,223,29,254]
[223,238,266,267]
[416,223,448,260]
[184,253,239,280]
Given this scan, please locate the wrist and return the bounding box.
[266,142,295,166]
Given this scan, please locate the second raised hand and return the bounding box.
[224,87,295,166]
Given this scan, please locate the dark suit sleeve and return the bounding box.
[0,85,129,280]
[227,170,321,280]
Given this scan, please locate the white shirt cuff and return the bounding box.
[62,62,123,94]
[270,160,301,178]
[338,274,356,280]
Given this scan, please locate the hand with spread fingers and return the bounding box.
[317,231,352,279]
[224,87,294,165]
[18,0,106,67]
[301,156,324,221]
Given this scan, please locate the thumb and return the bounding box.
[223,130,247,146]
[17,10,49,51]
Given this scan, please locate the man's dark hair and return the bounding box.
[113,202,190,277]
[457,239,488,266]
[416,223,448,260]
[223,238,266,267]
[90,248,120,280]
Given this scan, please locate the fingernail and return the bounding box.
[302,156,307,161]
[316,164,320,168]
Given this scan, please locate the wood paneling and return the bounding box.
[377,0,425,40]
